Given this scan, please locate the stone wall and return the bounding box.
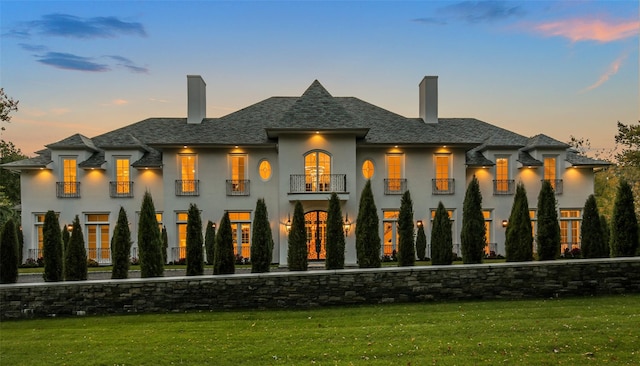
[2,258,639,320]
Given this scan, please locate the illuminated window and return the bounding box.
[530,210,537,251]
[304,151,331,192]
[544,156,557,190]
[179,155,197,192]
[362,159,375,179]
[435,154,450,191]
[63,158,77,194]
[483,210,492,255]
[258,160,272,181]
[383,210,399,256]
[34,214,46,257]
[385,154,404,193]
[176,212,188,260]
[86,214,110,264]
[229,212,252,260]
[115,158,130,194]
[560,209,581,254]
[495,157,510,193]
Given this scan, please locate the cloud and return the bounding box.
[111,99,129,106]
[581,52,629,93]
[106,55,149,74]
[36,52,110,72]
[412,18,447,26]
[18,43,48,52]
[533,18,639,43]
[416,1,525,25]
[22,13,146,39]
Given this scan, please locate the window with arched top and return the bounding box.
[304,151,331,192]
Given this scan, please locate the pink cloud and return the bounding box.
[581,52,628,93]
[534,18,639,43]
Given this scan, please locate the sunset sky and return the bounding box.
[1,0,637,157]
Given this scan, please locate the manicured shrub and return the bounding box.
[356,180,381,268]
[611,180,639,257]
[111,207,132,279]
[536,180,560,260]
[505,183,533,262]
[397,190,415,267]
[213,212,235,275]
[61,224,70,258]
[461,176,486,264]
[42,210,63,282]
[0,218,19,283]
[186,203,204,276]
[287,201,308,271]
[431,202,453,265]
[64,216,87,281]
[600,214,611,256]
[251,198,274,273]
[581,195,607,258]
[205,221,216,265]
[138,191,164,277]
[325,193,345,270]
[161,226,168,264]
[17,227,23,265]
[415,223,427,261]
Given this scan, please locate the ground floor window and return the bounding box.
[530,210,537,253]
[229,212,252,261]
[382,210,399,257]
[560,209,581,255]
[176,212,188,261]
[32,213,46,260]
[305,210,327,260]
[483,210,494,255]
[86,213,110,264]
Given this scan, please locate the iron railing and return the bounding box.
[384,178,407,195]
[56,182,80,198]
[109,181,134,198]
[493,179,515,195]
[289,174,347,193]
[226,180,250,196]
[432,178,455,195]
[175,180,200,196]
[542,179,563,194]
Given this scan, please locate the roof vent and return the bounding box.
[419,76,438,124]
[187,75,206,124]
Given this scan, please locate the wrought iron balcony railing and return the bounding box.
[226,179,250,196]
[289,174,347,193]
[493,179,515,195]
[56,182,80,198]
[384,178,407,195]
[175,180,200,196]
[432,178,455,195]
[109,181,134,198]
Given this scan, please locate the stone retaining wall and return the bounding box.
[2,258,639,320]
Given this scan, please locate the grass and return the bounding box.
[1,295,638,365]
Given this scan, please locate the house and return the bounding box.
[2,75,609,265]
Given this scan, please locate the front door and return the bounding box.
[305,210,327,260]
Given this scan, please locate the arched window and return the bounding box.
[304,151,331,192]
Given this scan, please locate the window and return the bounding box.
[57,158,79,197]
[177,155,198,195]
[227,154,249,195]
[543,156,562,193]
[229,212,251,260]
[33,214,46,259]
[111,158,132,197]
[530,210,537,252]
[258,159,272,181]
[362,159,375,179]
[383,210,399,256]
[176,212,188,261]
[304,151,331,192]
[433,154,453,194]
[385,154,405,194]
[86,214,110,264]
[560,209,581,254]
[494,157,513,194]
[483,210,494,255]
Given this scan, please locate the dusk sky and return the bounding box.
[1,0,637,157]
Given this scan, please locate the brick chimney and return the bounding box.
[419,76,438,124]
[187,75,206,124]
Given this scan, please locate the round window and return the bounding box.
[362,159,374,179]
[258,160,272,181]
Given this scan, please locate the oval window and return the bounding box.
[362,159,374,179]
[258,160,272,181]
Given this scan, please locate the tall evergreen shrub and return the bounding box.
[431,202,453,265]
[415,224,427,261]
[205,221,216,265]
[64,216,87,281]
[161,226,168,264]
[611,180,639,257]
[581,195,606,258]
[397,190,415,266]
[325,193,345,270]
[287,201,308,271]
[111,207,132,279]
[356,180,381,268]
[138,191,164,277]
[505,183,533,262]
[251,198,274,273]
[536,180,560,260]
[186,203,204,276]
[0,218,19,283]
[42,210,63,282]
[61,224,70,257]
[17,227,23,265]
[600,214,611,256]
[213,212,235,275]
[461,176,486,264]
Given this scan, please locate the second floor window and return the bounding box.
[494,157,512,194]
[180,155,197,193]
[115,158,131,194]
[385,154,404,194]
[434,154,452,193]
[229,154,248,193]
[63,158,77,194]
[305,151,331,191]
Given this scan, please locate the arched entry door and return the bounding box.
[305,210,327,260]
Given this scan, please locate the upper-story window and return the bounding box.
[305,151,331,192]
[494,156,514,195]
[57,157,79,198]
[385,154,405,194]
[177,154,198,195]
[111,158,133,197]
[433,154,454,194]
[258,159,272,181]
[543,156,562,194]
[228,154,249,195]
[362,159,375,179]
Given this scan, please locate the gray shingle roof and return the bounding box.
[1,149,52,169]
[566,149,611,167]
[517,151,543,166]
[523,134,569,151]
[78,151,106,168]
[46,133,99,151]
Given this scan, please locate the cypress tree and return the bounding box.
[111,207,132,279]
[64,215,88,281]
[461,176,486,264]
[205,221,216,265]
[287,201,308,271]
[356,180,381,268]
[415,223,427,261]
[505,183,533,262]
[161,226,168,264]
[397,190,415,266]
[138,191,164,277]
[600,214,611,257]
[611,180,639,257]
[213,212,235,275]
[42,210,63,282]
[17,226,23,265]
[251,198,274,273]
[581,195,606,258]
[61,224,70,257]
[0,218,19,284]
[186,203,204,276]
[325,193,345,270]
[536,180,561,260]
[431,202,453,265]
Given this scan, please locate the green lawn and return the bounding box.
[1,295,638,365]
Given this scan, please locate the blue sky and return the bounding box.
[1,0,637,156]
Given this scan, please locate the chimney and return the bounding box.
[187,75,206,124]
[419,76,438,124]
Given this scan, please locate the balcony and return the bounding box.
[110,181,134,198]
[87,248,111,265]
[290,174,347,193]
[384,178,407,195]
[432,178,455,195]
[542,179,563,195]
[493,179,515,195]
[226,179,250,196]
[56,182,80,198]
[175,180,200,196]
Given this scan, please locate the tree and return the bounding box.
[600,214,611,256]
[186,203,204,276]
[65,215,87,281]
[204,221,216,265]
[356,180,381,268]
[615,121,640,167]
[325,193,345,270]
[138,191,164,277]
[0,88,19,125]
[213,212,235,275]
[62,223,70,256]
[17,225,23,265]
[161,226,168,264]
[536,180,560,260]
[610,180,639,257]
[0,141,28,208]
[415,223,427,261]
[461,176,486,264]
[42,210,63,282]
[431,202,453,265]
[505,183,533,262]
[111,207,132,279]
[287,201,308,271]
[251,198,274,273]
[0,218,19,283]
[580,195,607,258]
[397,190,415,266]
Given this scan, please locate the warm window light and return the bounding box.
[416,220,423,228]
[343,214,351,235]
[502,220,508,228]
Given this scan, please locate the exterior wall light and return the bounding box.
[343,214,351,235]
[67,224,74,232]
[212,222,216,230]
[416,220,423,228]
[502,220,508,228]
[285,214,291,233]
